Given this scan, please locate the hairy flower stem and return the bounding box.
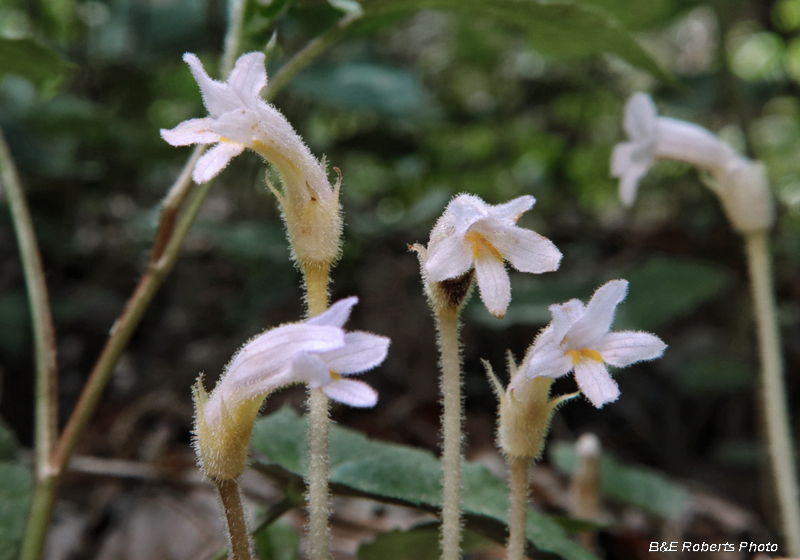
[436,310,463,560]
[303,263,332,560]
[216,478,254,560]
[307,389,331,560]
[507,456,531,560]
[744,231,800,555]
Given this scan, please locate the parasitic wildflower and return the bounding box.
[424,194,561,318]
[511,279,666,408]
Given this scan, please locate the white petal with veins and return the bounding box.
[574,359,619,408]
[192,142,245,183]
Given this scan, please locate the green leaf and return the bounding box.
[0,422,32,560]
[550,441,689,519]
[354,0,672,83]
[257,0,295,19]
[254,521,299,560]
[358,524,492,560]
[289,63,434,118]
[0,421,19,462]
[0,38,73,94]
[328,0,364,17]
[616,257,731,331]
[252,407,597,560]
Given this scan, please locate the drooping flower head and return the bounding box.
[423,194,562,318]
[194,297,389,479]
[161,52,342,266]
[511,280,666,408]
[611,93,774,233]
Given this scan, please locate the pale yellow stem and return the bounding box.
[302,262,332,560]
[303,264,331,317]
[744,230,800,555]
[436,311,463,560]
[507,456,530,560]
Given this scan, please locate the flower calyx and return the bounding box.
[485,352,578,460]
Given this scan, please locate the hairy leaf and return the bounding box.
[252,407,596,560]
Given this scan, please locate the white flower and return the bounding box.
[204,297,388,425]
[162,52,343,266]
[610,93,774,232]
[160,52,333,200]
[425,194,562,318]
[611,93,733,207]
[511,279,666,408]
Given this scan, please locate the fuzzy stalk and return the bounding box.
[744,230,800,555]
[507,456,531,560]
[435,310,463,560]
[216,478,254,560]
[302,263,332,560]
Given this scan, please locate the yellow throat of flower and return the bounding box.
[465,231,503,261]
[566,348,604,364]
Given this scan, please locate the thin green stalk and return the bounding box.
[53,175,214,472]
[506,456,530,560]
[0,128,58,479]
[264,13,360,101]
[435,311,463,560]
[221,0,247,77]
[744,231,800,555]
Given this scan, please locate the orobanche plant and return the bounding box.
[612,93,800,555]
[4,1,796,558]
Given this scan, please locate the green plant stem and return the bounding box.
[506,456,530,560]
[18,156,209,560]
[216,478,254,560]
[0,128,58,479]
[19,8,353,558]
[435,310,463,560]
[744,230,800,556]
[220,0,247,76]
[302,263,332,560]
[264,13,360,101]
[54,172,212,472]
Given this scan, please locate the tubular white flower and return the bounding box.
[204,297,388,425]
[161,52,331,193]
[161,52,342,266]
[425,194,562,318]
[611,93,774,232]
[511,280,666,408]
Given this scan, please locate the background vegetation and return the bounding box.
[2,0,800,557]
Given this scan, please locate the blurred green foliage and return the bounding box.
[0,0,798,552]
[551,441,690,519]
[0,422,31,560]
[358,525,492,560]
